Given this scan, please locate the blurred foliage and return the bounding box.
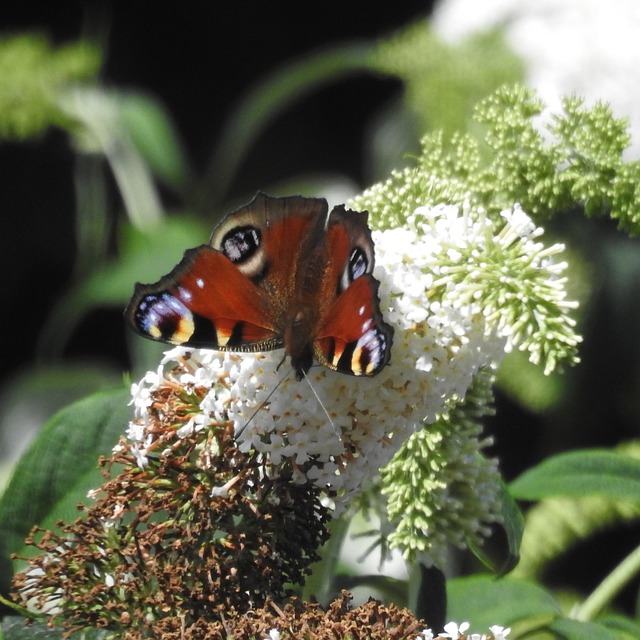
[37,216,209,362]
[0,34,100,139]
[511,443,640,582]
[197,43,375,209]
[372,25,524,136]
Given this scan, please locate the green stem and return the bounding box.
[61,87,164,231]
[0,592,41,618]
[572,543,640,621]
[195,41,377,211]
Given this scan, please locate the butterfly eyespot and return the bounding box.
[340,247,370,292]
[349,247,368,280]
[221,226,261,264]
[134,292,196,344]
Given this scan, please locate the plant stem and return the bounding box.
[572,543,640,621]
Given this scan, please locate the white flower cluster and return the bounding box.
[431,621,510,639]
[263,620,509,640]
[127,202,566,515]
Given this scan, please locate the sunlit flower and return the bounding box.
[441,620,470,638]
[16,186,579,634]
[489,625,511,639]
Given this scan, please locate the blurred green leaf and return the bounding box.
[373,25,524,138]
[37,216,209,359]
[496,351,566,413]
[0,544,12,612]
[2,617,63,640]
[0,364,121,463]
[82,216,210,306]
[510,449,640,501]
[61,86,165,231]
[513,493,640,581]
[0,387,130,563]
[498,483,525,572]
[198,42,375,207]
[119,91,192,194]
[447,575,561,631]
[599,614,640,640]
[2,617,108,640]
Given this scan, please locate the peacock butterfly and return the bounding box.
[125,192,393,381]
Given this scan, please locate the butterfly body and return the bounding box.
[126,192,393,380]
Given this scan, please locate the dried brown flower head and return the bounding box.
[13,379,331,634]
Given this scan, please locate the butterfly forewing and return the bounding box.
[210,194,328,286]
[126,245,280,351]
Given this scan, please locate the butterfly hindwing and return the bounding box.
[314,275,393,376]
[308,205,393,376]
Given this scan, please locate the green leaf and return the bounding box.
[2,617,63,640]
[512,495,640,580]
[546,618,622,640]
[510,449,640,501]
[0,364,121,457]
[2,617,108,640]
[599,614,640,640]
[447,575,561,631]
[510,443,640,580]
[82,216,210,306]
[467,481,524,575]
[498,483,525,568]
[119,91,192,193]
[0,387,131,562]
[0,547,12,608]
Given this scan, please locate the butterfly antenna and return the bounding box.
[302,369,338,435]
[234,368,292,440]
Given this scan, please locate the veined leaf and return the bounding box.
[0,387,131,562]
[510,449,640,502]
[447,575,561,631]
